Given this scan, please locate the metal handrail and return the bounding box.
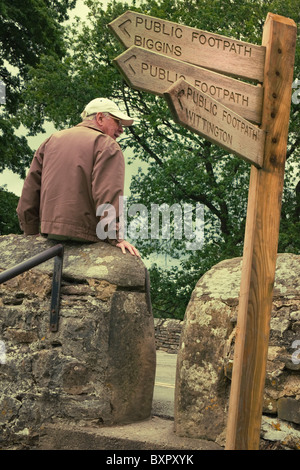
[0,244,64,332]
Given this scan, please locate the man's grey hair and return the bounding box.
[80,112,111,121]
[81,112,96,121]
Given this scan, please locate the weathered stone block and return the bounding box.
[175,253,300,447]
[0,235,156,446]
[278,397,300,424]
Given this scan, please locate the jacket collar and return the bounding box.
[76,120,104,133]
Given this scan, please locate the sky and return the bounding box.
[0,0,140,198]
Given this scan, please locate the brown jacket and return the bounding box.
[17,121,125,242]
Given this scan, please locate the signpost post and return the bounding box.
[225,13,297,450]
[110,10,297,450]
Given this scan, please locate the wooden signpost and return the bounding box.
[110,10,297,450]
[163,79,265,166]
[109,10,266,81]
[225,13,297,450]
[114,46,263,123]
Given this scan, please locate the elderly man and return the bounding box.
[17,98,140,257]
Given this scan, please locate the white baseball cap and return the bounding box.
[81,98,134,126]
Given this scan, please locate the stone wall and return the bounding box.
[0,235,156,449]
[174,254,300,450]
[154,318,183,353]
[1,234,298,450]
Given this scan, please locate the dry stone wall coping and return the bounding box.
[0,234,146,287]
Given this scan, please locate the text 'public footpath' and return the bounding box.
[133,16,253,60]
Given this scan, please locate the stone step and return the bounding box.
[37,416,223,451]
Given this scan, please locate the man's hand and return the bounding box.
[116,240,141,257]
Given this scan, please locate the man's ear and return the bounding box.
[95,112,104,129]
[96,112,103,123]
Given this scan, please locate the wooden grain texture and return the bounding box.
[164,78,265,167]
[225,13,297,450]
[114,46,263,123]
[109,10,266,81]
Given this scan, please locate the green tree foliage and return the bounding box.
[0,186,22,235]
[19,0,300,318]
[0,0,77,176]
[0,0,77,235]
